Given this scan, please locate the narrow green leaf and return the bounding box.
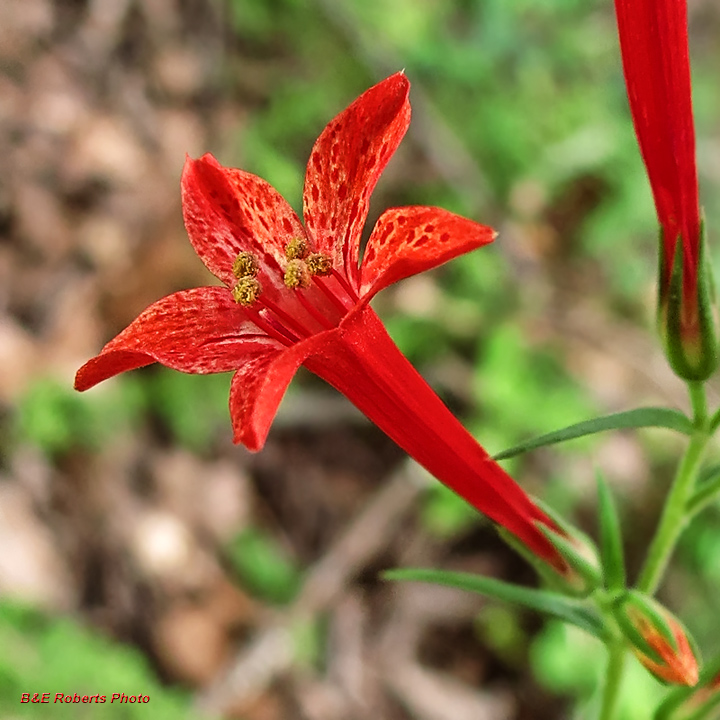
[492,408,693,461]
[686,467,720,518]
[383,568,608,640]
[596,472,626,591]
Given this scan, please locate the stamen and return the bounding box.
[232,277,261,306]
[232,252,259,279]
[256,309,300,345]
[244,307,296,346]
[285,237,309,260]
[261,296,314,340]
[312,275,352,314]
[306,252,333,276]
[331,267,359,302]
[284,259,311,289]
[296,291,335,330]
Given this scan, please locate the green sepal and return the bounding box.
[538,524,602,595]
[658,222,719,382]
[612,590,697,673]
[382,568,608,640]
[496,526,572,590]
[612,592,667,665]
[627,591,680,652]
[596,472,626,591]
[492,408,693,461]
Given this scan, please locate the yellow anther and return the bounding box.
[232,277,261,305]
[285,237,308,260]
[307,253,333,276]
[284,259,311,289]
[232,252,259,279]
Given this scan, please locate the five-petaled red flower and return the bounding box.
[75,73,565,570]
[614,0,717,379]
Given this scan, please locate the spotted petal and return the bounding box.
[182,154,307,289]
[75,287,278,390]
[229,332,330,450]
[303,72,411,289]
[359,206,496,300]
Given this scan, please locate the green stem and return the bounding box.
[637,383,710,595]
[688,381,708,428]
[597,383,710,719]
[598,639,627,720]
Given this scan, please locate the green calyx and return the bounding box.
[657,222,719,382]
[612,591,679,662]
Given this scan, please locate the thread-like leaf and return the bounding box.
[383,568,608,639]
[596,472,626,591]
[492,408,693,461]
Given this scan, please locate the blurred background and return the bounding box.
[2,0,720,718]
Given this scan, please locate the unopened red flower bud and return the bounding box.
[614,591,699,687]
[657,228,718,382]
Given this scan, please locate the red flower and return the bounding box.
[75,73,565,570]
[614,0,717,380]
[614,0,699,292]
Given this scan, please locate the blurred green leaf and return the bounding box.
[596,472,626,591]
[420,485,481,538]
[147,370,231,453]
[227,528,302,604]
[15,377,145,455]
[383,568,607,639]
[0,600,196,719]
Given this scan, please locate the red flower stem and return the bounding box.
[304,306,565,569]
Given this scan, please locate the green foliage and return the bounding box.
[290,617,325,669]
[146,370,231,453]
[15,377,145,455]
[475,605,527,666]
[474,325,593,459]
[420,484,482,539]
[596,473,626,592]
[226,528,302,604]
[0,600,196,719]
[384,568,606,639]
[493,408,693,462]
[531,621,666,720]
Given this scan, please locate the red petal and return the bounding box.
[229,334,327,450]
[74,287,278,390]
[360,206,496,300]
[614,0,699,288]
[303,73,411,288]
[182,154,307,288]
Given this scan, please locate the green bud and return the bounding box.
[658,222,719,382]
[613,591,699,687]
